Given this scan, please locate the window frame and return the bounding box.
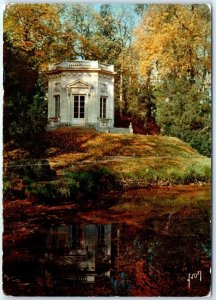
[73,95,85,119]
[54,95,60,119]
[100,96,107,119]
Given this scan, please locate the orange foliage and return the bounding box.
[41,129,96,153]
[4,4,62,67]
[129,259,160,296]
[134,4,211,79]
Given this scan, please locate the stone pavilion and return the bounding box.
[47,61,117,132]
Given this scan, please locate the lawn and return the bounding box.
[4,128,211,194]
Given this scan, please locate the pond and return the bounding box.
[3,186,211,296]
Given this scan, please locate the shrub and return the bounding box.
[65,167,118,194]
[6,159,56,182]
[26,178,79,203]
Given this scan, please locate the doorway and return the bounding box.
[73,95,85,125]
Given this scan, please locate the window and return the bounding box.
[74,95,85,118]
[54,95,60,118]
[98,225,105,247]
[71,225,83,250]
[100,97,107,118]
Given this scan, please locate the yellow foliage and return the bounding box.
[134,4,211,79]
[3,4,61,67]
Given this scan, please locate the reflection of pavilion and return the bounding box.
[45,224,112,283]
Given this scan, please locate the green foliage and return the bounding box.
[24,167,118,203]
[4,160,118,202]
[115,152,211,186]
[58,4,99,60]
[134,4,148,16]
[3,34,47,142]
[189,133,211,157]
[4,159,56,199]
[26,178,78,202]
[3,178,12,198]
[6,159,56,182]
[133,4,211,155]
[6,94,30,139]
[3,175,26,199]
[26,181,58,201]
[27,77,48,137]
[184,164,211,183]
[155,77,211,156]
[3,4,74,143]
[65,167,118,193]
[5,78,48,142]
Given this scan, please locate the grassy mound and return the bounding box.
[43,128,211,187]
[43,127,200,157]
[4,128,211,198]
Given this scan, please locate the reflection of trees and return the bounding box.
[111,224,164,295]
[112,220,211,296]
[4,215,210,296]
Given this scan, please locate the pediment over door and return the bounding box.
[66,80,92,89]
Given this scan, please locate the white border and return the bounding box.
[0,1,214,300]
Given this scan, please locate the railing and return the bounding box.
[68,61,92,68]
[48,61,114,72]
[66,275,87,282]
[97,118,112,127]
[99,63,109,70]
[65,275,96,282]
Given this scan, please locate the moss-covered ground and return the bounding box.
[4,127,211,193]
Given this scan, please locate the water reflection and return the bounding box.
[45,224,112,282]
[40,218,210,296]
[3,187,211,296]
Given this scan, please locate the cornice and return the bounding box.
[47,68,116,77]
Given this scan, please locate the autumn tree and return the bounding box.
[3,4,66,68]
[58,4,101,60]
[95,4,120,64]
[113,5,136,118]
[126,63,158,134]
[134,4,211,155]
[59,3,145,127]
[109,4,157,132]
[3,4,67,142]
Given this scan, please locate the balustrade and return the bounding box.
[48,61,113,72]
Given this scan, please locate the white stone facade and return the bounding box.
[47,61,116,130]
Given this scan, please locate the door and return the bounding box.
[73,95,85,125]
